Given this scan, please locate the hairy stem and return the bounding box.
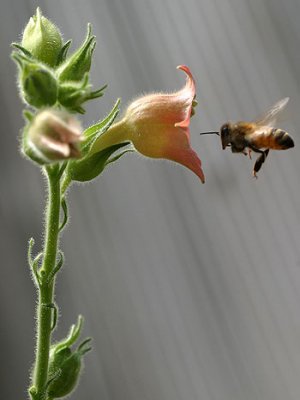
[30,166,61,400]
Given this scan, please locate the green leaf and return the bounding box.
[67,142,130,182]
[81,98,120,154]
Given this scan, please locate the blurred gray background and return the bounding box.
[1,0,300,399]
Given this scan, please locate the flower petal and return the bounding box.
[164,145,205,183]
[174,65,196,132]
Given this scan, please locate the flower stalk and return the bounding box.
[29,166,61,400]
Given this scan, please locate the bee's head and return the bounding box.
[220,123,232,150]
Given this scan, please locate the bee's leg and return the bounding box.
[253,149,269,178]
[242,149,251,158]
[247,144,267,177]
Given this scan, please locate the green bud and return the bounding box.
[47,339,91,399]
[57,24,96,82]
[25,109,82,164]
[21,8,63,67]
[46,317,91,399]
[18,58,57,108]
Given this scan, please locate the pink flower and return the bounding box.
[92,65,205,183]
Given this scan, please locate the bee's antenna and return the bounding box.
[200,131,220,136]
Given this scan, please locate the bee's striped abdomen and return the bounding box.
[270,128,294,149]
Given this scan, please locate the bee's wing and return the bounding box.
[254,97,289,127]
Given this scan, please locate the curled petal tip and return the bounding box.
[176,65,196,98]
[177,65,189,73]
[176,65,194,81]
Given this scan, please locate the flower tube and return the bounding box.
[91,65,205,183]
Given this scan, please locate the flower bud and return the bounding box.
[21,8,63,67]
[57,24,95,82]
[13,53,58,108]
[26,109,82,163]
[47,339,91,399]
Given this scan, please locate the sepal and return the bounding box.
[66,142,131,182]
[65,99,132,182]
[23,109,35,122]
[81,98,120,154]
[57,24,96,82]
[22,121,49,165]
[11,43,33,58]
[56,40,72,66]
[57,74,106,113]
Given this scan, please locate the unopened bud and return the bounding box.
[26,109,83,163]
[13,54,58,108]
[21,8,63,67]
[47,339,91,398]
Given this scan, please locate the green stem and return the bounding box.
[61,174,72,196]
[30,167,61,400]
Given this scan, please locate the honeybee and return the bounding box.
[201,98,294,177]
